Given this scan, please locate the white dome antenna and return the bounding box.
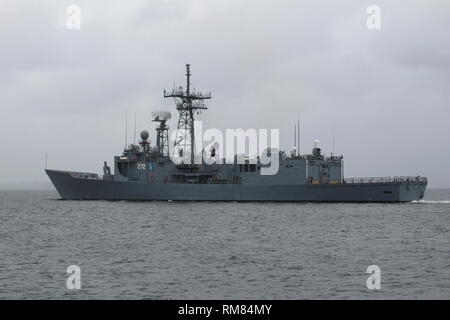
[314,139,319,149]
[312,139,321,156]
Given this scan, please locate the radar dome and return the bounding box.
[314,139,319,148]
[140,130,149,141]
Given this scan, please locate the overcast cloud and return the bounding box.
[0,0,449,188]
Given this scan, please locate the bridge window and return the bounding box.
[240,164,257,173]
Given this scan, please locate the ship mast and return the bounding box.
[152,111,171,158]
[164,64,211,164]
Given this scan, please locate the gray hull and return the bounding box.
[46,169,427,202]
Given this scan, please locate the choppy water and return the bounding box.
[0,189,449,299]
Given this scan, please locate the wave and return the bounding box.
[411,200,450,204]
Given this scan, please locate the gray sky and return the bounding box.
[1,0,449,188]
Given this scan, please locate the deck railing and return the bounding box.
[343,176,427,184]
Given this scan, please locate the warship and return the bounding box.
[46,65,427,202]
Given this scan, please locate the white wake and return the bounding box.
[411,200,450,204]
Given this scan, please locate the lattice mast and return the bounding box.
[163,64,211,164]
[151,111,171,158]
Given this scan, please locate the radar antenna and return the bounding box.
[163,64,211,164]
[152,111,171,158]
